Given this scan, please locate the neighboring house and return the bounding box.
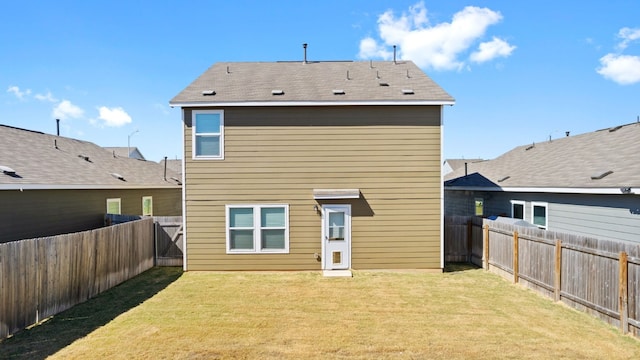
[104,146,146,160]
[444,122,640,243]
[442,158,484,177]
[0,124,182,243]
[170,60,454,273]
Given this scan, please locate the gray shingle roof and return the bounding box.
[0,125,181,189]
[444,122,640,191]
[170,61,454,105]
[103,146,146,160]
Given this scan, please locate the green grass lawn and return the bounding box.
[2,264,639,359]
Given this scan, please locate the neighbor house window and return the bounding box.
[106,198,121,215]
[511,200,525,220]
[531,202,548,229]
[142,196,153,216]
[474,198,484,216]
[226,205,289,254]
[192,110,224,159]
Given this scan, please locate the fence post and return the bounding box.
[483,224,490,271]
[466,220,473,263]
[619,251,628,334]
[513,231,519,283]
[554,239,562,302]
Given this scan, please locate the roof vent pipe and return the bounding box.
[56,118,60,136]
[303,43,308,64]
[464,162,468,177]
[566,131,570,137]
[163,156,168,181]
[393,45,397,64]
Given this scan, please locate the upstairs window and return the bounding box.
[193,110,224,159]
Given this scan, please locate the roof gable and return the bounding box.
[170,61,454,106]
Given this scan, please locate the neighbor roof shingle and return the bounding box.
[444,122,640,190]
[0,125,181,189]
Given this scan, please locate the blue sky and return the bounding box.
[2,1,639,162]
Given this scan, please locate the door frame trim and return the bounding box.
[320,204,352,271]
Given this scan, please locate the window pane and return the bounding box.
[230,230,254,249]
[513,204,524,219]
[142,197,152,216]
[107,199,120,215]
[261,207,285,227]
[533,206,546,226]
[195,135,220,156]
[329,212,345,240]
[195,113,220,133]
[475,199,483,216]
[230,208,253,227]
[261,229,285,249]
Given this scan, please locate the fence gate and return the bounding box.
[154,216,183,267]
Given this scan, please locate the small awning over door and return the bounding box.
[312,189,360,200]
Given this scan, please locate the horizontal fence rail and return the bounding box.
[0,218,155,339]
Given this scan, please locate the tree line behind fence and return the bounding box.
[445,215,640,338]
[0,218,154,339]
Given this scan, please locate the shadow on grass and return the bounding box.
[0,267,183,360]
[444,262,481,273]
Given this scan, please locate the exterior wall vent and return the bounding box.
[591,170,613,180]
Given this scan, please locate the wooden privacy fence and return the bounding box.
[0,218,154,339]
[481,219,640,338]
[444,215,484,266]
[105,214,183,267]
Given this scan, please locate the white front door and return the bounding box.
[322,205,351,270]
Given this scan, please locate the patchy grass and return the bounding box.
[2,264,640,359]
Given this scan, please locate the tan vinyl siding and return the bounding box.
[1,188,181,243]
[184,106,442,271]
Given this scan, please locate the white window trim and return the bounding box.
[225,204,289,254]
[106,198,121,215]
[192,109,224,160]
[510,200,525,219]
[142,196,153,216]
[531,201,548,229]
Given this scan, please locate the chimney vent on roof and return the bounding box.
[56,118,60,136]
[111,173,126,181]
[346,70,351,80]
[565,131,570,137]
[54,139,58,149]
[78,154,91,162]
[0,165,16,175]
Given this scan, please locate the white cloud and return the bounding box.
[470,37,516,63]
[7,86,31,100]
[52,100,85,120]
[597,53,640,85]
[616,27,640,50]
[358,2,514,71]
[96,106,132,127]
[34,91,58,103]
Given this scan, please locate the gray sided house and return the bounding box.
[170,60,454,273]
[444,122,640,243]
[0,125,182,243]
